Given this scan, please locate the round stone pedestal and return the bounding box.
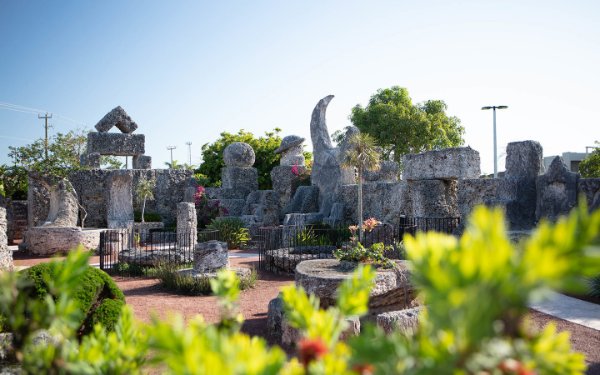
[295,259,413,308]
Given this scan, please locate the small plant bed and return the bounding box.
[334,242,396,269]
[155,263,257,296]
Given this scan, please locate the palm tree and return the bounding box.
[135,176,156,223]
[340,133,381,242]
[164,160,183,170]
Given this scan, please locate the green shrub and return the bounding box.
[155,263,256,296]
[22,260,125,336]
[207,217,250,249]
[589,274,600,299]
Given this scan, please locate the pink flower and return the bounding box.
[291,164,299,176]
[362,218,381,232]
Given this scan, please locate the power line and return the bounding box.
[0,102,86,126]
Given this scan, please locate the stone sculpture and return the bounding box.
[216,142,259,216]
[41,178,79,227]
[271,135,307,208]
[275,135,305,166]
[309,95,354,209]
[82,106,152,169]
[22,176,102,255]
[95,106,138,133]
[177,202,197,249]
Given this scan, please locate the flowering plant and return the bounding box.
[194,185,228,228]
[291,163,300,176]
[337,219,394,268]
[362,217,380,232]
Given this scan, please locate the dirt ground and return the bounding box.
[12,250,600,373]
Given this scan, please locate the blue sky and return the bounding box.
[1,0,598,174]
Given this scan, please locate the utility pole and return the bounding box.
[186,142,192,165]
[38,112,52,159]
[167,146,176,167]
[481,105,508,178]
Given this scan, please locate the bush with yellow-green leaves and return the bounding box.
[0,202,598,374]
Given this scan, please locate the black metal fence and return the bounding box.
[98,228,219,275]
[257,216,460,274]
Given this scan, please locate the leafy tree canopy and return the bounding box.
[8,129,122,177]
[2,129,122,198]
[0,165,28,200]
[197,128,311,190]
[579,141,600,178]
[349,86,465,164]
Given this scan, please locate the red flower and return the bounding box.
[291,164,299,176]
[498,359,536,375]
[298,338,328,367]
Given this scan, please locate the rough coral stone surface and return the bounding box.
[94,106,139,133]
[242,190,280,227]
[372,306,422,335]
[0,207,12,271]
[536,157,578,222]
[24,227,101,255]
[310,96,355,209]
[503,141,544,229]
[578,178,600,212]
[81,152,101,168]
[41,179,79,227]
[271,165,307,208]
[275,135,305,155]
[31,169,191,229]
[402,147,480,180]
[363,160,400,182]
[504,140,544,179]
[132,155,152,169]
[194,240,229,273]
[177,202,197,249]
[7,200,27,244]
[295,259,412,308]
[457,178,508,228]
[409,179,458,218]
[284,185,319,214]
[87,132,145,156]
[106,171,134,229]
[221,167,258,194]
[223,142,255,167]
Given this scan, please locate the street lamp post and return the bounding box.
[481,105,508,178]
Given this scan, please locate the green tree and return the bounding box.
[340,133,380,241]
[164,159,183,170]
[8,129,122,178]
[197,128,311,190]
[0,165,28,200]
[135,176,156,223]
[579,142,600,178]
[350,86,465,164]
